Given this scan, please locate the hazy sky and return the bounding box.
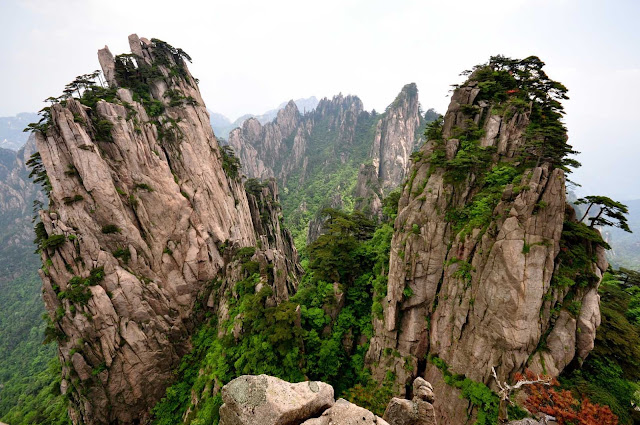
[1,0,639,200]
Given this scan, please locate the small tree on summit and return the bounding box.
[576,195,632,232]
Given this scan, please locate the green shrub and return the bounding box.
[62,194,84,205]
[220,145,241,179]
[94,119,114,142]
[101,224,120,234]
[234,247,256,262]
[57,268,104,306]
[135,183,154,192]
[429,355,500,425]
[41,235,66,251]
[241,261,260,276]
[113,248,131,264]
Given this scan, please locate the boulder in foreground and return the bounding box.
[219,375,334,425]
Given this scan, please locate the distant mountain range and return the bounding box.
[2,99,319,150]
[0,112,39,151]
[209,96,319,139]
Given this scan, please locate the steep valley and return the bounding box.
[0,35,638,425]
[0,137,68,423]
[227,83,437,247]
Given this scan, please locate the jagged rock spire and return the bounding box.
[35,35,300,424]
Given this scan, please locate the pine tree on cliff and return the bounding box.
[576,195,632,232]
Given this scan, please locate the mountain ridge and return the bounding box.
[209,96,319,139]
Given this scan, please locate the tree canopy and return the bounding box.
[576,196,632,232]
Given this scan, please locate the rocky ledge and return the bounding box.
[218,375,556,425]
[218,375,439,425]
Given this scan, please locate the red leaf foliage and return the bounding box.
[516,370,618,425]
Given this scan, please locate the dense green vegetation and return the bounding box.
[152,207,395,423]
[279,91,434,250]
[0,265,71,425]
[552,220,610,290]
[6,47,637,425]
[464,55,579,173]
[0,148,70,423]
[429,355,526,425]
[281,109,381,248]
[413,56,578,248]
[560,270,640,424]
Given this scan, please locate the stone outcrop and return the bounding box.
[369,83,424,193]
[366,72,607,423]
[508,419,557,425]
[383,377,437,425]
[219,375,334,425]
[227,100,302,181]
[228,94,367,186]
[303,399,390,425]
[34,35,300,424]
[307,193,343,242]
[218,375,389,425]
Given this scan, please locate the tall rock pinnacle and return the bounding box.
[370,83,424,192]
[33,35,299,424]
[366,60,607,423]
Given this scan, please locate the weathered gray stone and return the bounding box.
[366,74,606,424]
[219,375,334,425]
[0,134,45,266]
[383,378,437,425]
[302,398,389,425]
[228,83,425,235]
[370,83,424,193]
[127,33,143,58]
[37,35,300,425]
[508,418,558,425]
[97,46,116,86]
[354,163,383,220]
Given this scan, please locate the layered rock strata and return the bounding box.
[34,35,300,424]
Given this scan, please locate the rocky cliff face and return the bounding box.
[227,100,303,181]
[229,85,427,245]
[369,83,424,193]
[33,35,300,425]
[0,135,43,279]
[227,94,366,185]
[229,85,423,193]
[366,66,607,423]
[354,163,384,220]
[211,97,319,140]
[352,84,424,222]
